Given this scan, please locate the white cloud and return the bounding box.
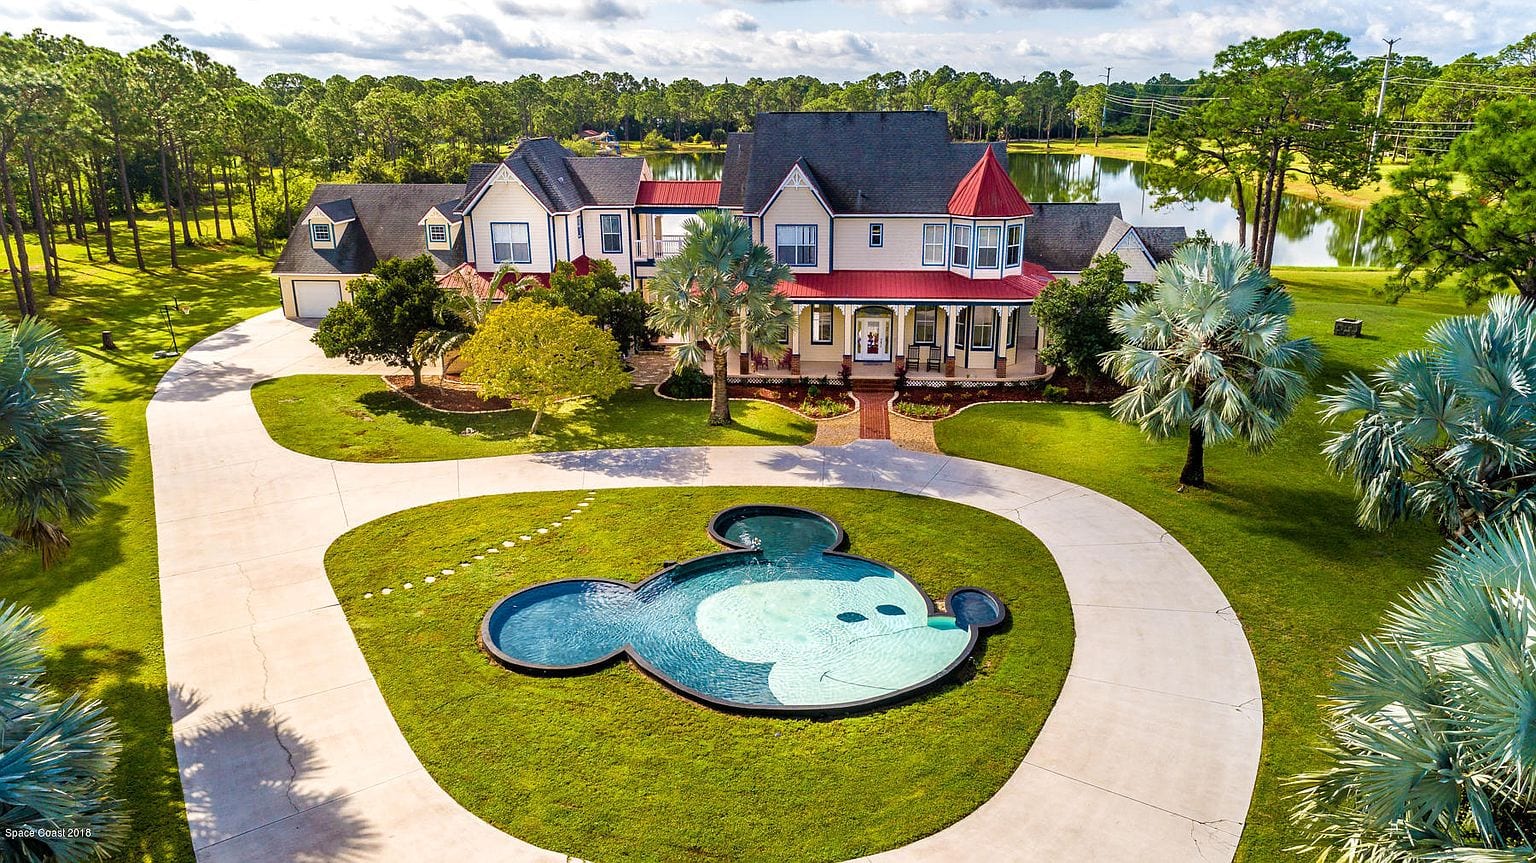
[710,8,760,31]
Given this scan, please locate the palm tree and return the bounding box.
[648,209,793,425]
[0,602,128,859]
[1291,518,1536,861]
[417,264,544,388]
[1321,294,1536,537]
[1,317,129,567]
[1100,242,1319,487]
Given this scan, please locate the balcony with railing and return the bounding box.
[633,235,686,261]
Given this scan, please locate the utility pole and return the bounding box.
[1097,66,1111,146]
[1369,38,1399,165]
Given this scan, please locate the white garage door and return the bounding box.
[293,280,343,318]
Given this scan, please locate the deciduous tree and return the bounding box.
[312,255,443,386]
[1033,252,1130,392]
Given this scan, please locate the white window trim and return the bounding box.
[811,304,834,344]
[310,223,332,245]
[971,310,995,350]
[952,224,972,268]
[869,223,883,248]
[490,221,532,265]
[427,224,449,245]
[913,307,937,345]
[976,225,1001,269]
[1005,223,1023,267]
[776,224,818,268]
[922,224,946,266]
[600,214,623,254]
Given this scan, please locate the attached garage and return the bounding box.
[293,280,343,318]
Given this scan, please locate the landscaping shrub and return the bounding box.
[662,366,711,399]
[1042,384,1068,402]
[798,396,852,418]
[893,401,951,419]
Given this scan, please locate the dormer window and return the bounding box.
[310,223,333,246]
[427,224,449,245]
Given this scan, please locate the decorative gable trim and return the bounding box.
[460,163,548,216]
[758,162,833,217]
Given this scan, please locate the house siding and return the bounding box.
[761,186,830,274]
[580,208,633,272]
[467,179,552,273]
[832,218,927,270]
[1112,235,1160,283]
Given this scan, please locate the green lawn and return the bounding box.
[934,266,1476,862]
[324,487,1073,863]
[252,375,815,462]
[1,216,278,862]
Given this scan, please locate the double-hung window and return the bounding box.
[975,226,1001,268]
[971,310,995,350]
[951,224,971,267]
[600,214,623,254]
[868,223,884,247]
[913,307,937,345]
[310,223,332,246]
[490,222,532,265]
[426,223,449,245]
[811,304,834,344]
[775,225,818,267]
[922,224,946,265]
[1004,224,1023,267]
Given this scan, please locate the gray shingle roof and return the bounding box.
[273,184,465,276]
[431,198,464,224]
[1023,203,1124,272]
[718,132,753,209]
[725,112,1003,215]
[1135,226,1188,262]
[566,157,644,206]
[315,198,356,222]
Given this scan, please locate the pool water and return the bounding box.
[482,505,1006,713]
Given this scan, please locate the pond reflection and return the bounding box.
[645,150,1388,267]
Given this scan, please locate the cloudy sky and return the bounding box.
[4,0,1530,84]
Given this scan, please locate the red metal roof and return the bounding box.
[636,180,722,207]
[463,256,592,296]
[775,266,1053,302]
[947,148,1033,218]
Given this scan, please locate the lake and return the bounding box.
[644,151,1388,268]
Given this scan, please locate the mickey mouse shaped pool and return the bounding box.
[480,504,1007,714]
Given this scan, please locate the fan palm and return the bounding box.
[1291,518,1536,861]
[647,209,793,425]
[416,264,544,387]
[1,317,129,567]
[1321,294,1536,537]
[0,602,128,860]
[1100,242,1320,487]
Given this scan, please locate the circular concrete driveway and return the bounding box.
[149,311,1261,863]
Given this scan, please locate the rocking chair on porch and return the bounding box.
[907,345,923,373]
[925,347,942,373]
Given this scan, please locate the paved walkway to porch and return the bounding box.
[855,391,891,439]
[149,311,1261,863]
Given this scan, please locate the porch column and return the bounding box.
[840,304,855,378]
[738,319,749,375]
[789,306,801,375]
[944,304,959,378]
[993,305,1008,378]
[1034,318,1048,375]
[893,305,908,374]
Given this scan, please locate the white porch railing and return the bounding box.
[633,235,686,260]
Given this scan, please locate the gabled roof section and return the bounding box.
[948,148,1032,218]
[767,159,832,214]
[636,180,721,207]
[462,140,648,214]
[420,198,464,225]
[311,198,356,223]
[1092,216,1136,258]
[724,112,1004,215]
[1135,226,1188,262]
[274,183,465,276]
[1023,202,1124,272]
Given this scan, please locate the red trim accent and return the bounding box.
[775,266,1052,302]
[636,180,722,207]
[947,148,1033,218]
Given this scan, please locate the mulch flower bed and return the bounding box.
[727,382,856,418]
[893,375,1123,418]
[383,375,518,412]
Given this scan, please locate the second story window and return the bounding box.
[868,223,883,248]
[310,223,332,246]
[491,222,532,265]
[922,224,946,265]
[776,224,818,267]
[1005,223,1023,267]
[976,226,1001,268]
[600,214,623,254]
[951,224,971,267]
[427,224,449,245]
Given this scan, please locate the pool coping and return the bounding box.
[478,504,1008,718]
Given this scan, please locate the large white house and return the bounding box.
[273,111,1185,380]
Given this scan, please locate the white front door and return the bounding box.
[855,314,891,362]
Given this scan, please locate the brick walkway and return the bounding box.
[627,352,675,386]
[854,391,891,439]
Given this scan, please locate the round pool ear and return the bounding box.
[947,588,1006,630]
